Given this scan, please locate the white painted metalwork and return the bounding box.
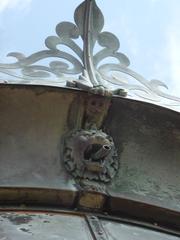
[0,0,179,106]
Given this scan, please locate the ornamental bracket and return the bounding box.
[63,94,119,185]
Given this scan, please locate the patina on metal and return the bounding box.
[0,84,180,235]
[0,0,180,238]
[86,215,109,240]
[0,211,179,240]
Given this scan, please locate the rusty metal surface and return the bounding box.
[0,188,76,207]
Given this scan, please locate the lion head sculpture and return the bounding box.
[63,129,119,183]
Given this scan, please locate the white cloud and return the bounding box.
[167,27,180,97]
[0,0,31,13]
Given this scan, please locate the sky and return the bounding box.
[0,0,180,109]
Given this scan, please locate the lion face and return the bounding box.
[63,130,119,183]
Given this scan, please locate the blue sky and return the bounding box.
[0,0,180,107]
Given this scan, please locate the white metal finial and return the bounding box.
[0,0,179,106]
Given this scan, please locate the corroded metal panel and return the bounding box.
[0,212,93,240]
[0,85,76,190]
[0,0,179,234]
[101,220,179,240]
[105,97,180,212]
[0,84,180,231]
[0,211,178,239]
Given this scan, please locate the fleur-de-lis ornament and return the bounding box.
[0,0,180,105]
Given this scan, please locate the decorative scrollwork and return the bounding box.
[0,0,179,107]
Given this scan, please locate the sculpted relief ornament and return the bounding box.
[62,94,119,184]
[63,130,119,183]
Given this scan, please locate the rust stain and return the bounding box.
[1,213,33,225]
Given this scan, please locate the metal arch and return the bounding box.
[0,0,179,107]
